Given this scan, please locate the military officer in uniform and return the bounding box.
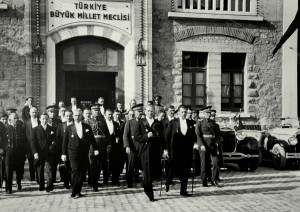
[123,104,143,188]
[4,113,27,194]
[46,105,62,183]
[195,107,221,187]
[165,105,196,196]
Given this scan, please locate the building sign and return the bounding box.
[48,0,131,34]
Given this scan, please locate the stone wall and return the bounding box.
[152,0,283,123]
[0,0,26,115]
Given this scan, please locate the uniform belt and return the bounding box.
[203,135,215,138]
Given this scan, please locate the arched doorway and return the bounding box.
[56,36,124,109]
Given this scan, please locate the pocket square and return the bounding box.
[85,129,89,132]
[50,131,54,134]
[71,134,74,138]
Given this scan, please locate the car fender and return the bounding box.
[271,139,289,149]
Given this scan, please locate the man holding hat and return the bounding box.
[22,97,34,122]
[194,106,221,187]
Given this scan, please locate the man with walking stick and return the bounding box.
[164,105,196,197]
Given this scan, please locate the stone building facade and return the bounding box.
[0,0,298,126]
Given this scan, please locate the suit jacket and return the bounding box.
[0,122,8,153]
[56,122,70,155]
[22,105,31,121]
[106,120,121,148]
[165,118,196,162]
[25,119,41,154]
[31,125,57,160]
[62,122,98,160]
[5,124,28,154]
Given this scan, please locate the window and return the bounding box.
[182,52,207,109]
[60,37,120,67]
[221,53,245,111]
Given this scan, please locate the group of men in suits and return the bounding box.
[0,95,223,202]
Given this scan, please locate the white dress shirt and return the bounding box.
[71,105,77,113]
[168,116,174,121]
[31,118,38,128]
[41,124,47,131]
[106,119,114,135]
[146,117,154,127]
[179,118,187,135]
[75,122,83,138]
[100,106,105,116]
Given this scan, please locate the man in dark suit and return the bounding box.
[24,107,40,181]
[162,105,175,130]
[165,105,196,196]
[67,97,81,114]
[62,109,99,198]
[0,118,8,189]
[139,105,165,201]
[31,113,57,192]
[97,97,105,119]
[195,107,221,187]
[113,109,126,178]
[56,110,73,189]
[22,97,34,122]
[4,113,27,194]
[105,109,123,185]
[123,104,143,188]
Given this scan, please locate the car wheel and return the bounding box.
[238,149,262,171]
[272,144,286,170]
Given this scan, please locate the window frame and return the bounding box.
[182,52,207,109]
[221,54,245,112]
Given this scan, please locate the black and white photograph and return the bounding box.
[0,0,300,211]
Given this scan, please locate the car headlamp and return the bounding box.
[236,131,246,141]
[288,136,298,146]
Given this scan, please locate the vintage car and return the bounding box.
[260,124,300,170]
[217,118,262,171]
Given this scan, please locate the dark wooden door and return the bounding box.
[65,71,116,109]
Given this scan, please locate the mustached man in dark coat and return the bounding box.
[62,108,99,199]
[133,105,165,202]
[164,105,196,196]
[4,113,27,194]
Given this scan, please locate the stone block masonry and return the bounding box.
[0,0,26,115]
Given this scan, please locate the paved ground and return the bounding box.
[1,162,300,212]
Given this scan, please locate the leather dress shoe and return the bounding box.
[202,180,208,187]
[70,194,77,199]
[127,184,133,188]
[149,196,155,202]
[93,187,98,192]
[180,191,192,197]
[77,193,85,197]
[46,187,54,193]
[6,190,12,194]
[39,187,45,191]
[215,178,222,182]
[211,181,221,187]
[165,184,170,192]
[17,184,22,191]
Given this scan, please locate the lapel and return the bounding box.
[38,125,46,145]
[143,118,151,131]
[175,118,180,133]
